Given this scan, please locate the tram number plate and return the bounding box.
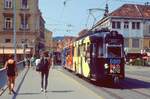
[110,64,120,73]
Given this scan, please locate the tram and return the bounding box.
[62,44,73,70]
[63,29,125,83]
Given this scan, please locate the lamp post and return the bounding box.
[13,0,17,61]
[2,45,5,65]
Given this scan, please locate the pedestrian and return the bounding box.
[4,54,18,94]
[27,58,30,68]
[39,51,51,93]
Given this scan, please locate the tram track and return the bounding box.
[61,67,125,99]
[60,67,150,99]
[120,76,150,97]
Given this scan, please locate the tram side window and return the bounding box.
[92,44,96,57]
[83,44,86,56]
[80,45,84,56]
[98,46,103,57]
[86,44,90,58]
[78,46,81,56]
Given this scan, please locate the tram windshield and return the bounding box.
[107,46,121,58]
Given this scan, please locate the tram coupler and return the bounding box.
[112,74,119,84]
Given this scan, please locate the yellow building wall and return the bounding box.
[143,38,150,48]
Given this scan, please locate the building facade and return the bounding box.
[52,36,76,52]
[0,0,45,62]
[45,29,53,51]
[93,4,150,54]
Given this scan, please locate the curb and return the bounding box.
[0,85,7,96]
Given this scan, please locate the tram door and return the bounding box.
[91,44,97,76]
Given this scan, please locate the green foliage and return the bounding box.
[0,63,4,69]
[132,59,144,66]
[129,58,149,66]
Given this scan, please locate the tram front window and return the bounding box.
[107,47,121,58]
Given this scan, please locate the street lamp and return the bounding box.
[32,39,35,57]
[22,41,27,60]
[2,45,5,65]
[13,0,17,61]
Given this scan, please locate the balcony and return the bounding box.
[20,5,29,10]
[20,24,30,31]
[3,28,13,32]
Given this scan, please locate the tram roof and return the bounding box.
[75,29,124,43]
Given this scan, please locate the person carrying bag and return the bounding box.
[37,51,51,93]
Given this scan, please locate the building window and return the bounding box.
[132,38,139,48]
[112,21,121,29]
[132,22,140,29]
[4,0,12,8]
[21,0,28,9]
[124,38,129,47]
[124,21,129,29]
[20,15,28,29]
[4,17,13,29]
[5,39,11,43]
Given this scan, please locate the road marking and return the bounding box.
[0,85,7,96]
[57,70,104,99]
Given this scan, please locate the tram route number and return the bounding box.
[110,64,120,73]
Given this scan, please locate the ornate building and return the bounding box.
[0,0,45,62]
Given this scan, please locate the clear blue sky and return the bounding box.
[39,0,149,37]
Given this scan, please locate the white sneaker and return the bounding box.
[41,88,44,92]
[44,89,47,93]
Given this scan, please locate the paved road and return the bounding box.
[0,66,102,99]
[1,65,150,99]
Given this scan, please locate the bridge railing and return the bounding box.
[0,61,25,91]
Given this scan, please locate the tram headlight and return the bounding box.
[104,64,109,69]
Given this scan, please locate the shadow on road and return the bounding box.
[90,77,150,90]
[121,77,150,89]
[50,90,74,93]
[16,92,41,95]
[12,68,29,99]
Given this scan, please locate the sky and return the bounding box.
[39,0,150,37]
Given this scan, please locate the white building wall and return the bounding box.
[129,20,143,38]
[97,18,146,53]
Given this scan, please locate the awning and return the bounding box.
[0,48,31,54]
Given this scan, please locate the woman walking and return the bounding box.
[40,51,51,93]
[4,54,18,94]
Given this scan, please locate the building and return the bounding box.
[0,0,45,62]
[93,3,150,54]
[52,36,76,52]
[45,29,53,51]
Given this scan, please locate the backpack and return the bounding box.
[40,58,49,71]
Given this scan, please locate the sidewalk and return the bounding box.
[0,66,103,99]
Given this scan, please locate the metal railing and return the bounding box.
[0,61,25,91]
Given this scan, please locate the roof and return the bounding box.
[93,4,150,29]
[110,4,150,19]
